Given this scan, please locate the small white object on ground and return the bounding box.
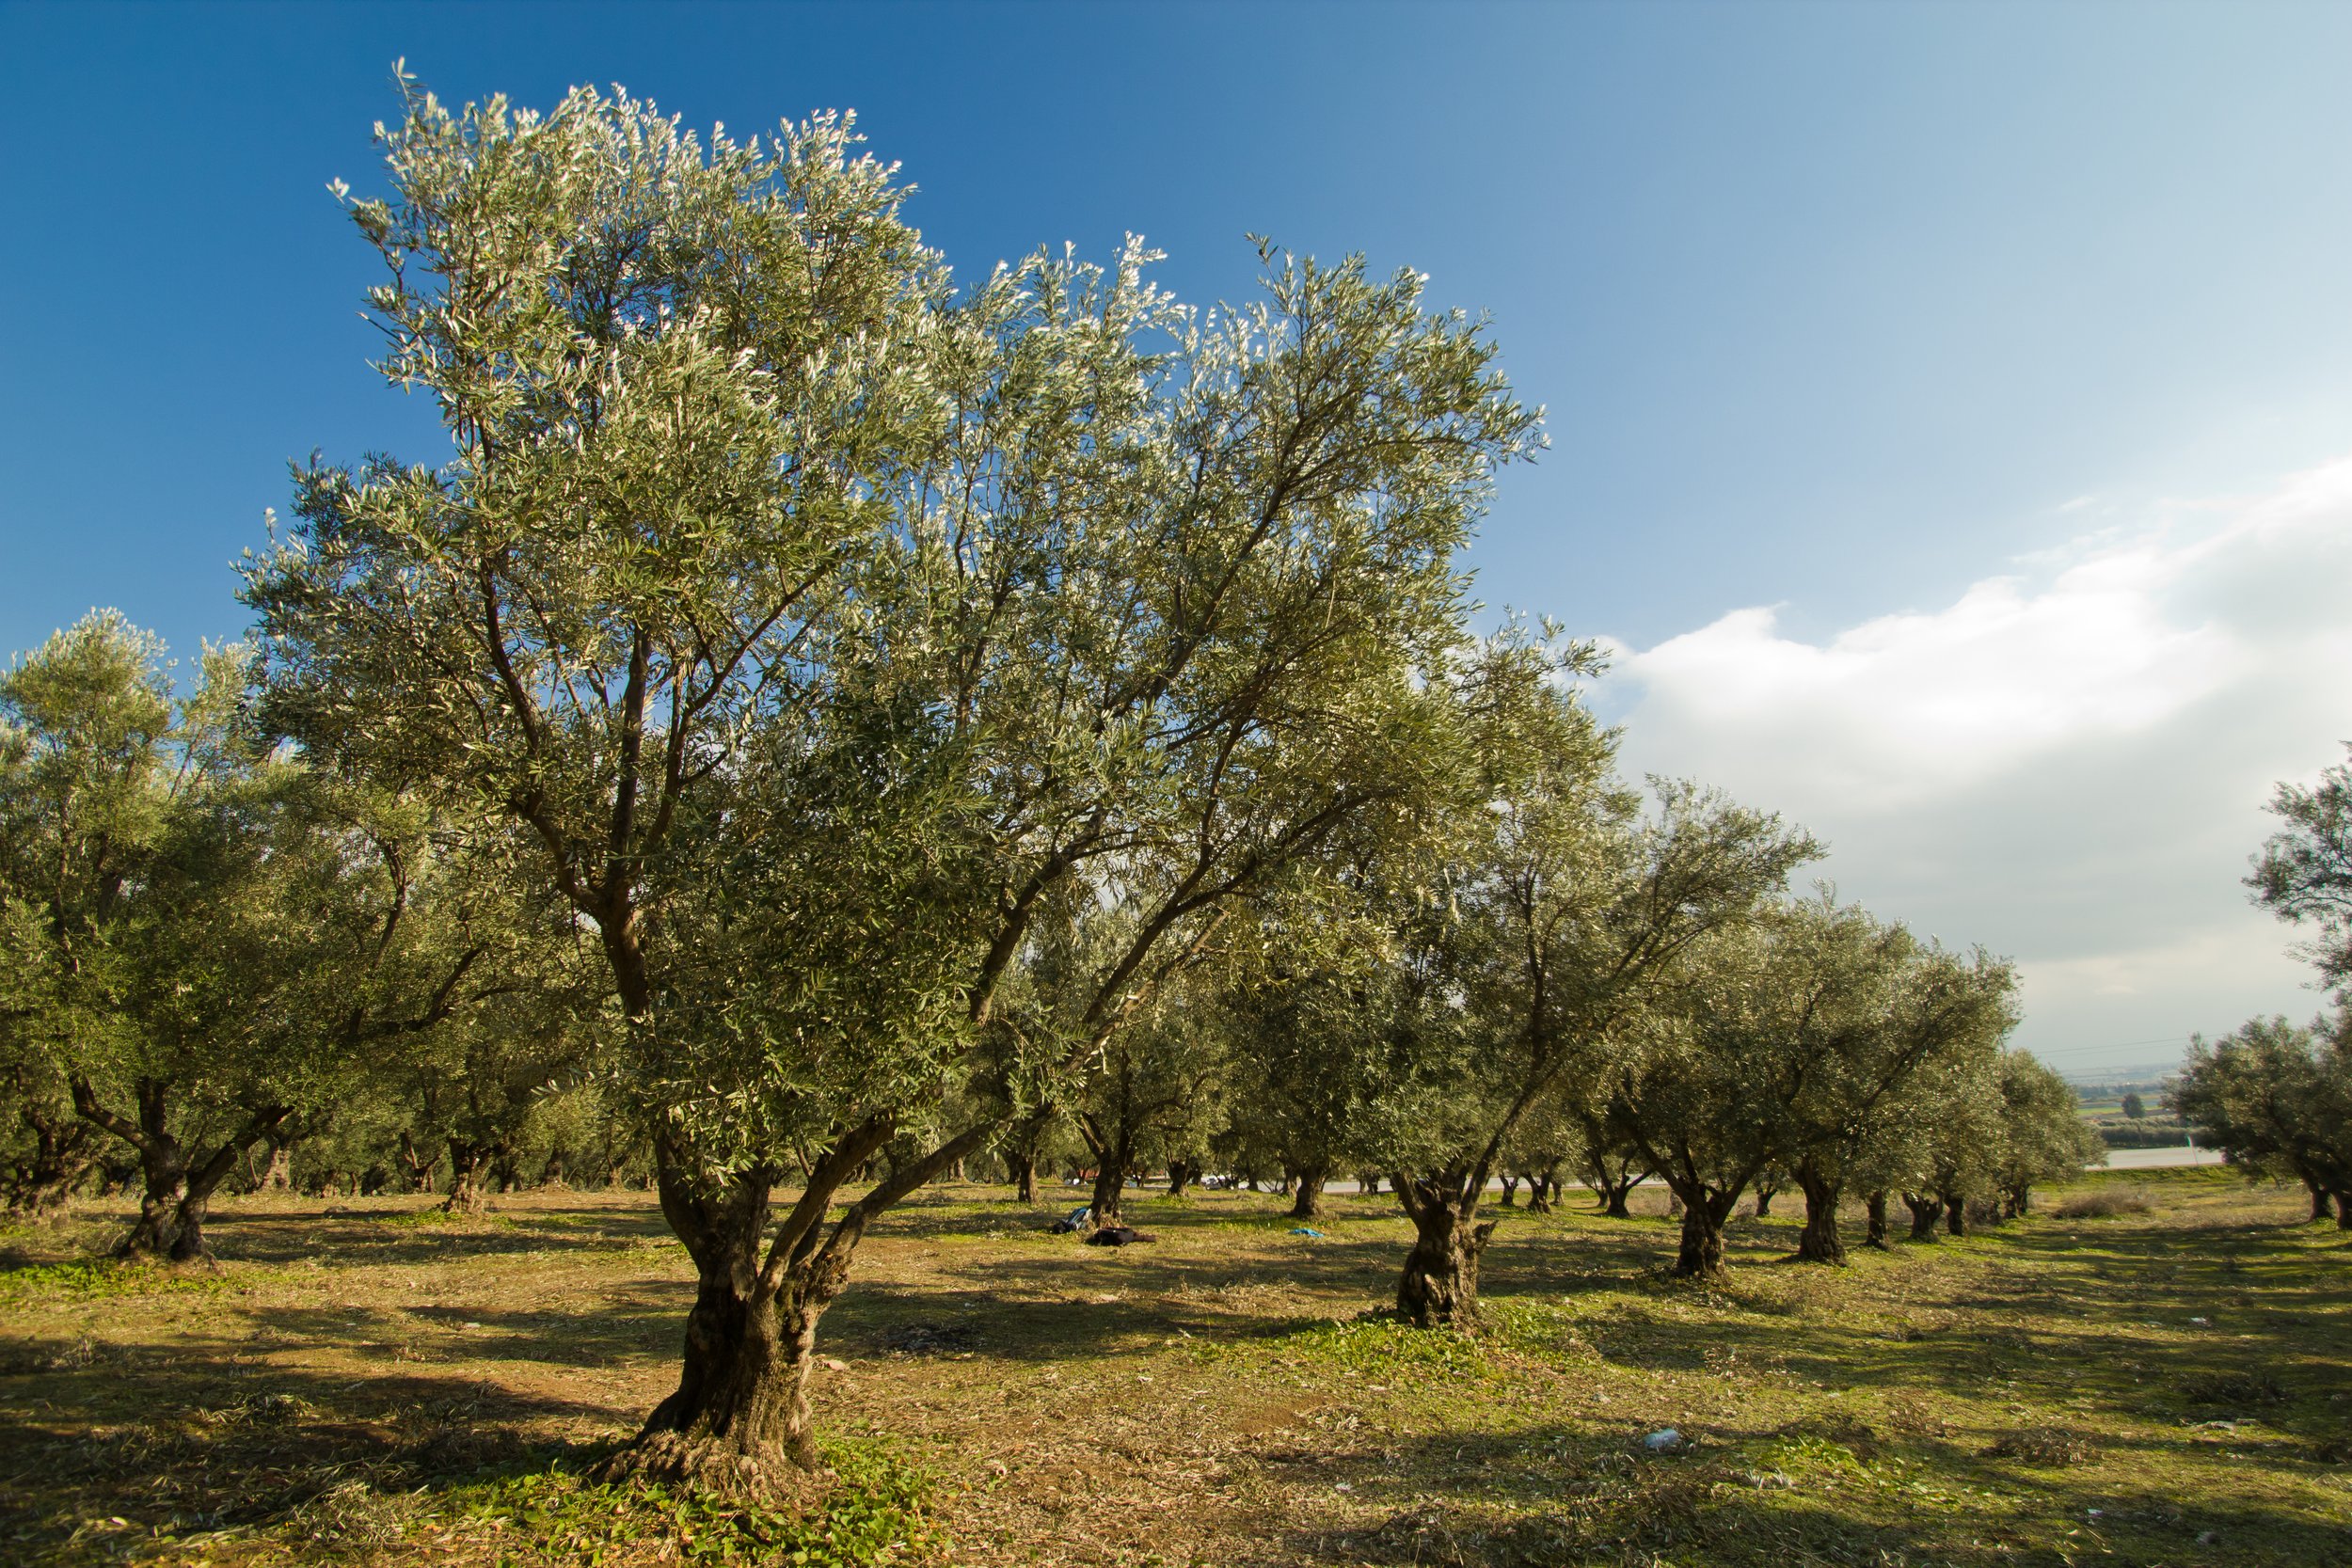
[1643,1429,1682,1451]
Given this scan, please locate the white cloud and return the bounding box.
[1594,452,2352,1071]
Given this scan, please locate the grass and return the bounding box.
[2,1170,2347,1565]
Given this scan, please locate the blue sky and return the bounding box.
[6,0,2351,1073]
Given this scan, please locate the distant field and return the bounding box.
[3,1168,2346,1566]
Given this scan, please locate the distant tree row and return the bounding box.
[0,78,2089,1492]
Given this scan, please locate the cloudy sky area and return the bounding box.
[1593,456,2352,1076]
[6,2,2350,1075]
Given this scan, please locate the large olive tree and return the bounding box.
[246,79,1536,1488]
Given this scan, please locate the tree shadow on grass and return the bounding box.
[1312,1418,2352,1568]
[0,1323,628,1560]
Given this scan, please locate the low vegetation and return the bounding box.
[3,1165,2345,1566]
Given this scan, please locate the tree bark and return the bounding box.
[1392,1178,1491,1327]
[614,1160,820,1487]
[1009,1148,1038,1204]
[2307,1182,2333,1223]
[1903,1192,1943,1241]
[443,1141,492,1213]
[71,1078,285,1261]
[1087,1146,1130,1227]
[1753,1183,1777,1218]
[1943,1191,1968,1237]
[1497,1174,1518,1208]
[1672,1186,1740,1278]
[1167,1160,1197,1197]
[1289,1167,1327,1221]
[2334,1192,2352,1231]
[1794,1163,1845,1264]
[601,1117,993,1491]
[1863,1190,1890,1249]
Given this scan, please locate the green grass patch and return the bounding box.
[426,1440,945,1565]
[0,1257,230,1305]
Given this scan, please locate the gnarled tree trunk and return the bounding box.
[1167,1160,1197,1197]
[1672,1185,1740,1278]
[1009,1149,1038,1204]
[72,1077,285,1262]
[443,1140,494,1213]
[2335,1191,2352,1231]
[2306,1182,2332,1223]
[1943,1190,1968,1237]
[1794,1161,1845,1264]
[602,1119,994,1492]
[1393,1174,1492,1327]
[1289,1167,1327,1221]
[1497,1174,1519,1208]
[1863,1190,1890,1248]
[1903,1191,1942,1240]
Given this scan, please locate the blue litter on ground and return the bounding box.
[1290,1227,1325,1237]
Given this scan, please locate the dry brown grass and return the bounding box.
[2,1169,2348,1566]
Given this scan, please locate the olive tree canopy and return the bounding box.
[245,76,1539,1487]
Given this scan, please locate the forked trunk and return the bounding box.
[1088,1152,1128,1227]
[1289,1168,1327,1221]
[1394,1191,1492,1327]
[1753,1185,1777,1218]
[259,1139,294,1192]
[1672,1186,1740,1278]
[443,1142,492,1213]
[1794,1164,1845,1264]
[1167,1160,1197,1197]
[1497,1175,1518,1208]
[1863,1191,1890,1248]
[1903,1192,1943,1241]
[1526,1173,1553,1215]
[125,1152,191,1259]
[396,1131,437,1194]
[604,1164,826,1489]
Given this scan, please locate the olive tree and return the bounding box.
[1990,1050,2104,1217]
[1374,641,1816,1320]
[1780,914,2017,1263]
[246,78,1537,1488]
[2172,1016,2352,1225]
[2249,745,2352,990]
